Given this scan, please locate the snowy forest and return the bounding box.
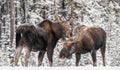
[0,0,120,67]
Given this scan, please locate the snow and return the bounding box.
[0,66,120,70]
[0,0,120,67]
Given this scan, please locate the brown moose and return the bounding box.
[14,19,72,66]
[59,26,106,66]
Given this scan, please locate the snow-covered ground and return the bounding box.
[0,66,120,70]
[0,0,120,67]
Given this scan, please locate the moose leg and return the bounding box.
[24,47,31,66]
[75,53,81,66]
[101,44,106,66]
[14,46,23,66]
[47,49,54,66]
[91,50,97,66]
[38,51,46,66]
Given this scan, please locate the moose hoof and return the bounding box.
[93,63,97,66]
[38,62,42,66]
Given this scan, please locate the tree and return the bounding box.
[0,1,2,47]
[10,0,15,47]
[23,0,27,23]
[0,23,1,47]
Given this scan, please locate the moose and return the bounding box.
[14,24,47,66]
[59,25,106,66]
[14,19,72,66]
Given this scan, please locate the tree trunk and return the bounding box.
[15,2,18,25]
[10,0,14,47]
[54,0,57,16]
[62,0,65,9]
[23,0,27,23]
[0,23,1,47]
[70,0,74,18]
[0,1,2,47]
[61,0,66,19]
[33,0,36,3]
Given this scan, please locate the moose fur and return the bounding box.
[59,26,106,66]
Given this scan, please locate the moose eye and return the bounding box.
[59,48,67,59]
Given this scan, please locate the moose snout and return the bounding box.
[66,54,72,59]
